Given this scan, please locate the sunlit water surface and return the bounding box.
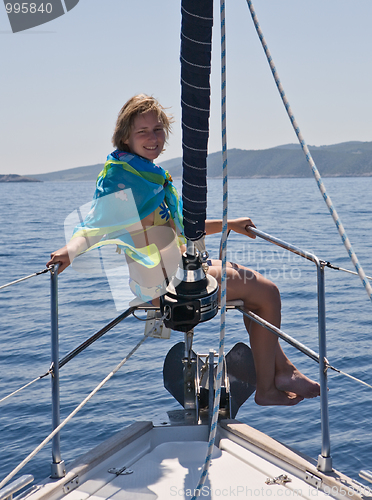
[0,177,371,487]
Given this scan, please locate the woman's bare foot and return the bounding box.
[255,387,304,406]
[275,368,320,399]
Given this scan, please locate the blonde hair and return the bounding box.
[112,94,173,152]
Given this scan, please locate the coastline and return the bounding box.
[0,174,41,183]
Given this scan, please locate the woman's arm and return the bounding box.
[205,217,256,238]
[46,234,101,273]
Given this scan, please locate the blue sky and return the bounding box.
[1,0,371,175]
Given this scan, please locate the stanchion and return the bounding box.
[50,264,66,478]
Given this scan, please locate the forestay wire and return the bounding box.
[246,0,372,302]
[192,0,228,497]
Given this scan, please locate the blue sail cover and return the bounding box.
[181,0,213,241]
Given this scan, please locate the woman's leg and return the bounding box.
[208,260,320,406]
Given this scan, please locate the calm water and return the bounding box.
[0,177,372,487]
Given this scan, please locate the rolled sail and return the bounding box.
[180,0,213,241]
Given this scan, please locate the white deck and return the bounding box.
[20,418,367,500]
[63,440,329,500]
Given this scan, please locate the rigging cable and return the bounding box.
[192,0,228,497]
[245,0,372,303]
[0,306,137,404]
[0,268,51,291]
[327,365,372,390]
[0,313,166,491]
[0,374,50,404]
[324,261,372,281]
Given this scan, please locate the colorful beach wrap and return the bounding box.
[71,150,184,269]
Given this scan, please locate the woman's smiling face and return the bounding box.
[124,111,166,161]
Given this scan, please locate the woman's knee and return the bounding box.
[265,280,281,307]
[244,273,281,310]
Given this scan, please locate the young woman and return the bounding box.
[47,94,320,406]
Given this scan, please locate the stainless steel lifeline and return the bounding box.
[47,228,333,476]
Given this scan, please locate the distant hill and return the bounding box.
[28,163,105,182]
[204,141,372,178]
[0,174,41,182]
[27,141,372,181]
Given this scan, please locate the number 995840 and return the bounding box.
[5,3,53,14]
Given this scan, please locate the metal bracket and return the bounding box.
[183,330,197,410]
[62,476,79,494]
[50,460,66,479]
[317,454,333,472]
[305,471,322,488]
[144,310,171,339]
[108,466,133,476]
[266,474,292,486]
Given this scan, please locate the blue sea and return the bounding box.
[1,177,372,488]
